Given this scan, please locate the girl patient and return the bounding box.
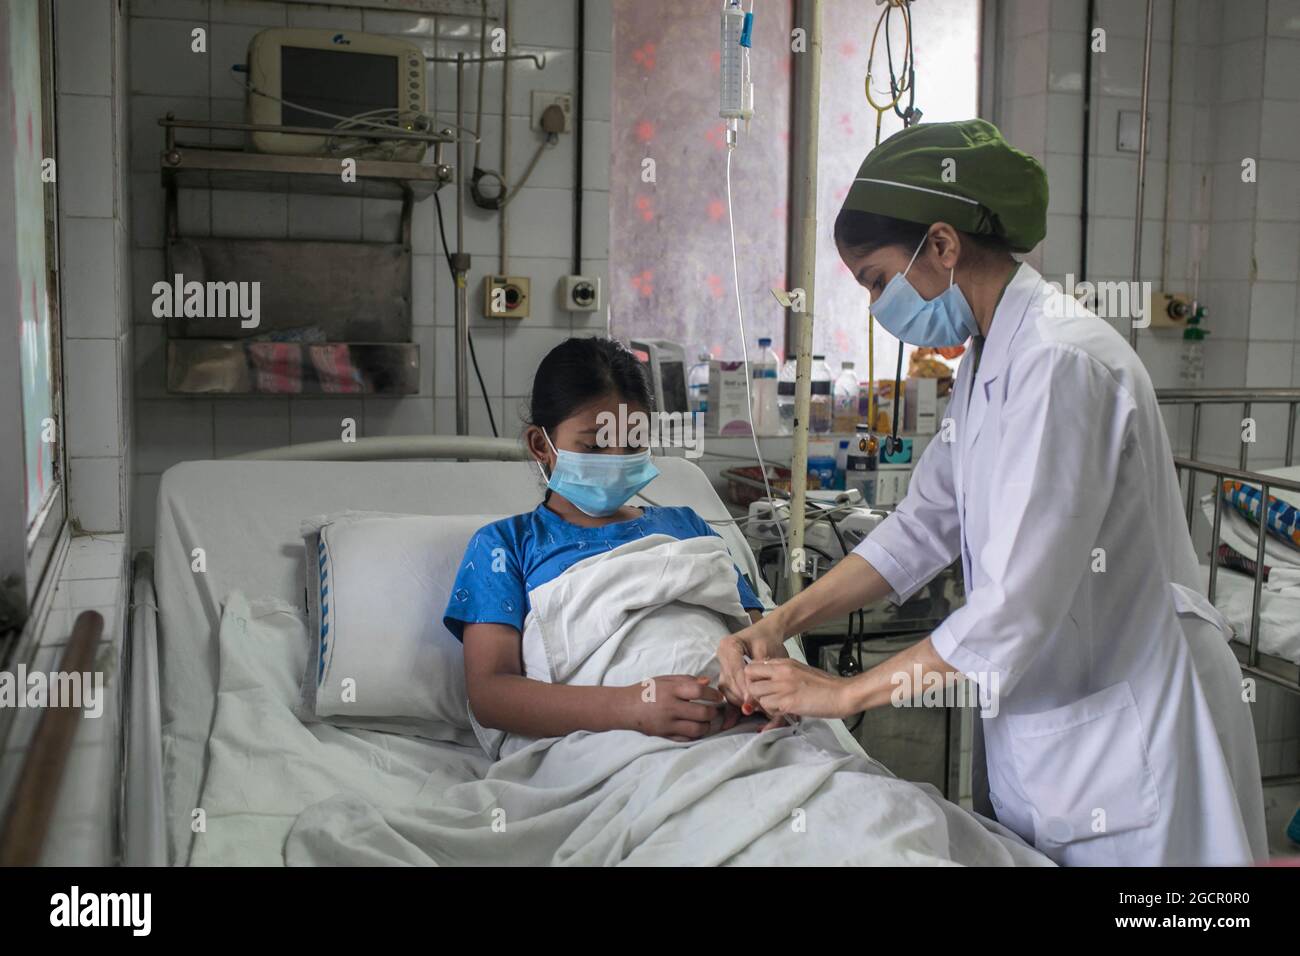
[443,337,765,742]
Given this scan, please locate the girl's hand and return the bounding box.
[745,658,855,724]
[619,675,731,741]
[717,618,788,716]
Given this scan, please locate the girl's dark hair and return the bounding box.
[833,208,1011,259]
[527,336,653,431]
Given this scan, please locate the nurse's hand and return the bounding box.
[717,618,788,716]
[745,658,854,724]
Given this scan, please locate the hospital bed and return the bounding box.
[122,436,1046,867]
[1161,388,1300,694]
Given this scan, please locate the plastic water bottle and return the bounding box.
[688,352,711,415]
[833,361,859,433]
[810,355,833,435]
[751,338,779,435]
[776,359,796,435]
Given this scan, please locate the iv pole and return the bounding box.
[786,0,823,597]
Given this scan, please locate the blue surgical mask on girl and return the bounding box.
[869,233,980,347]
[537,430,660,517]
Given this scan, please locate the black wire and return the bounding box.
[432,191,498,438]
[888,343,904,452]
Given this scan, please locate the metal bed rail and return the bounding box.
[1156,387,1299,523]
[1159,388,1300,689]
[228,435,529,462]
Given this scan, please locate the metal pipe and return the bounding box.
[0,611,102,865]
[455,52,470,436]
[1208,471,1222,604]
[426,52,547,69]
[1129,0,1154,350]
[228,434,528,462]
[500,0,511,274]
[1158,387,1300,403]
[1079,0,1095,284]
[1240,401,1251,471]
[1287,403,1296,467]
[1184,401,1201,524]
[157,115,454,143]
[786,0,824,599]
[573,0,585,276]
[1173,457,1300,494]
[1250,481,1267,666]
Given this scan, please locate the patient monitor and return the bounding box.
[245,28,429,161]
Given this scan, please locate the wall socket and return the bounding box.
[482,275,530,319]
[560,275,601,312]
[531,91,573,133]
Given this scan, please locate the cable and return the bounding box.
[497,136,557,209]
[231,68,482,145]
[725,145,788,573]
[432,191,498,438]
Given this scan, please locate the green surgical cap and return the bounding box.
[842,119,1048,253]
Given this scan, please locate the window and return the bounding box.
[609,0,980,382]
[1,0,65,647]
[814,0,980,383]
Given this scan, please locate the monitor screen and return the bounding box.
[280,46,398,129]
[658,360,689,414]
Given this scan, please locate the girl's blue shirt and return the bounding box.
[443,503,763,640]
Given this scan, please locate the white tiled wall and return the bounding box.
[991,0,1300,777]
[127,0,613,549]
[57,0,134,536]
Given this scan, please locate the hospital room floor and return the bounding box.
[1263,780,1300,860]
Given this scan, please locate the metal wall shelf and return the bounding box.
[159,115,454,205]
[157,115,450,396]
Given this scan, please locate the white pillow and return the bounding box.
[298,511,505,748]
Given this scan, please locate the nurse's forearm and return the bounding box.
[840,636,958,713]
[766,554,894,640]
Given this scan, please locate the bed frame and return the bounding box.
[1158,387,1300,693]
[123,402,1300,865]
[122,436,828,865]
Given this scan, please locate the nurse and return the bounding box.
[719,119,1268,866]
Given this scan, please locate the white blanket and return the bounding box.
[284,536,1050,866]
[188,593,488,866]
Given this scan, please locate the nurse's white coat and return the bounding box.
[854,264,1268,866]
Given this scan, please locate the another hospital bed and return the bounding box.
[123,437,1043,867]
[1161,388,1300,694]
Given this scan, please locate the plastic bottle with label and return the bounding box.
[776,359,797,435]
[688,352,711,416]
[751,338,780,434]
[833,361,859,433]
[810,355,834,435]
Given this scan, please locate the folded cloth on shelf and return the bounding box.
[247,341,303,393]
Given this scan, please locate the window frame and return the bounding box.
[0,0,67,661]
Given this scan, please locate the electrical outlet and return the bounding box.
[559,275,601,312]
[483,275,530,319]
[531,91,573,133]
